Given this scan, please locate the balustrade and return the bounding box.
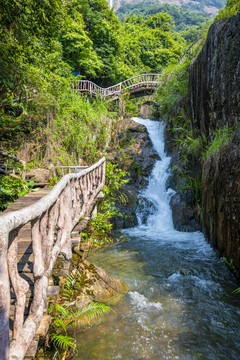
[72,73,162,98]
[0,157,106,360]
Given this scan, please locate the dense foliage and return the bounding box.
[0,0,187,99]
[61,0,187,84]
[215,0,240,19]
[0,0,188,172]
[116,0,226,15]
[0,177,38,211]
[81,162,129,250]
[116,1,215,42]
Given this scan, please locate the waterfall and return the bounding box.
[125,117,182,238]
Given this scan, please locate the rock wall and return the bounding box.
[189,14,240,279]
[189,14,240,135]
[202,130,240,279]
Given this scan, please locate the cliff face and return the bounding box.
[189,14,240,279]
[189,15,240,136]
[202,131,240,279]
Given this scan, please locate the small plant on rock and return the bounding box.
[47,273,113,358]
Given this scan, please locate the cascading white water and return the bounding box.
[126,118,205,245]
[131,117,175,233]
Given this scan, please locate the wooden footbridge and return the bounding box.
[72,73,162,98]
[0,157,106,360]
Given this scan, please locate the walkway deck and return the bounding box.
[0,158,106,360]
[4,189,51,324]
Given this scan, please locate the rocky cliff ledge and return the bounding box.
[189,14,240,279]
[108,118,160,228]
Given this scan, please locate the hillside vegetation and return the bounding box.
[117,1,212,42]
[114,0,227,14]
[0,0,187,162]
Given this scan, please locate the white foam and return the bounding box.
[129,291,163,311]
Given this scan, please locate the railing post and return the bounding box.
[0,230,10,360]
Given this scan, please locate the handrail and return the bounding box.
[0,157,106,360]
[51,165,89,176]
[0,150,26,178]
[0,151,26,166]
[72,73,162,98]
[179,37,202,63]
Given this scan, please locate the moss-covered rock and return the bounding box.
[74,260,128,308]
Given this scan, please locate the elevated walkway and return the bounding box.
[72,73,162,99]
[0,157,106,360]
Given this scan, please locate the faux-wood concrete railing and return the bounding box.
[72,73,162,98]
[0,150,26,179]
[0,157,106,360]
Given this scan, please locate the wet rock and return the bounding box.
[75,260,129,308]
[170,194,201,232]
[179,268,193,276]
[139,103,153,119]
[111,203,138,229]
[135,196,157,224]
[109,118,160,229]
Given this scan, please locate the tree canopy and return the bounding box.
[0,0,188,105]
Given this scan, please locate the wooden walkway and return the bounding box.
[0,158,106,360]
[6,188,87,358]
[4,189,51,322]
[72,73,162,99]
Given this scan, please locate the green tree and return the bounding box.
[215,0,240,19]
[0,0,64,109]
[145,12,173,31]
[60,3,103,78]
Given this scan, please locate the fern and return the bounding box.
[61,289,72,302]
[76,302,113,322]
[49,300,113,353]
[64,274,78,290]
[53,318,68,333]
[232,287,240,294]
[65,302,114,327]
[49,272,114,354]
[53,303,69,318]
[61,273,88,302]
[51,333,76,350]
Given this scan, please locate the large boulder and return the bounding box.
[75,260,129,307]
[25,168,51,183]
[170,194,201,232]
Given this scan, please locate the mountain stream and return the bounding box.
[73,118,240,360]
